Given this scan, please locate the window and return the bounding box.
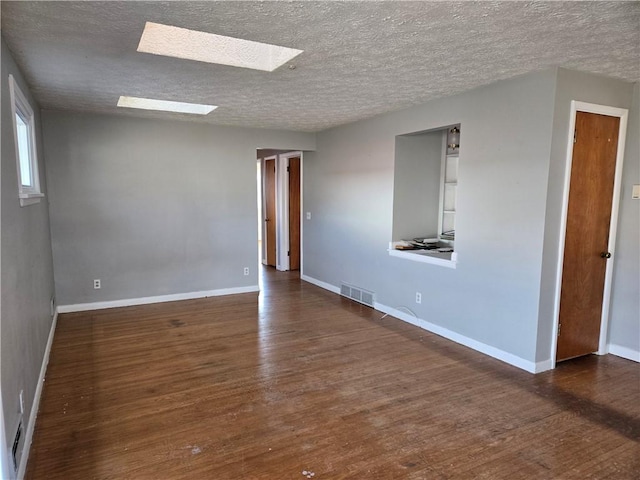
[9,74,43,206]
[390,124,461,268]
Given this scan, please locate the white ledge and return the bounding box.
[388,242,457,269]
[19,192,44,207]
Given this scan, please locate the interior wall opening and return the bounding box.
[256,149,303,276]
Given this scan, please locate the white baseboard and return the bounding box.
[17,309,58,480]
[532,358,554,373]
[301,274,546,374]
[300,274,341,295]
[608,343,640,363]
[57,285,260,313]
[374,303,543,374]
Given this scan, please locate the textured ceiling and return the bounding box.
[2,1,639,132]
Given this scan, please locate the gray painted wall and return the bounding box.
[392,131,443,240]
[304,69,557,364]
[42,112,315,306]
[609,82,639,353]
[537,69,636,362]
[1,39,56,469]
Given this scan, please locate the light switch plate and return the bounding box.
[632,184,640,200]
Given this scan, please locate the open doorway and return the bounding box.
[257,149,302,273]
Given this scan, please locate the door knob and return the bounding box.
[600,252,612,258]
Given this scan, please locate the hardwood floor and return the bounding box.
[27,267,639,479]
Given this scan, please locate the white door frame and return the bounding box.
[257,159,265,265]
[276,151,303,271]
[550,101,629,368]
[262,155,278,267]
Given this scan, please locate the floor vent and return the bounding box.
[12,420,22,472]
[340,283,375,308]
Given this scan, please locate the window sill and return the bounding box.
[388,242,457,269]
[19,192,44,207]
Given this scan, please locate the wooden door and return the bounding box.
[556,112,619,362]
[288,157,301,270]
[264,159,277,267]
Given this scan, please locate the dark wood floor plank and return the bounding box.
[26,267,639,479]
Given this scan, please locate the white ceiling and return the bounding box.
[2,1,638,132]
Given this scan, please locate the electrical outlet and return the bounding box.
[415,292,422,304]
[306,212,311,220]
[93,279,101,289]
[19,390,24,415]
[243,267,250,276]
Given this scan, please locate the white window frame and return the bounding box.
[9,74,44,207]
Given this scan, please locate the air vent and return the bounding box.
[12,421,23,472]
[340,282,375,308]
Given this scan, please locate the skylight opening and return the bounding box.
[117,96,217,115]
[137,22,303,72]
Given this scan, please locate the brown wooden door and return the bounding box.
[288,157,301,270]
[264,159,277,267]
[556,112,619,362]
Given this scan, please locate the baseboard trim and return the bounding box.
[57,286,260,313]
[300,274,341,295]
[17,309,58,480]
[608,344,640,363]
[374,303,541,374]
[301,274,543,374]
[532,359,554,373]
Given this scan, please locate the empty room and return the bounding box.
[1,1,638,479]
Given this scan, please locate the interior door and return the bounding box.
[288,156,301,271]
[264,159,277,267]
[556,111,620,362]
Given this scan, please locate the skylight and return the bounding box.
[137,22,303,72]
[117,96,217,115]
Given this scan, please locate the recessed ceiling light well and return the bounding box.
[137,22,303,72]
[117,96,217,115]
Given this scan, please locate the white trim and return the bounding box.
[276,154,290,271]
[16,310,58,480]
[279,151,303,272]
[551,101,629,368]
[257,159,265,265]
[374,303,547,374]
[262,155,278,268]
[57,286,259,313]
[437,132,447,239]
[19,198,41,207]
[572,101,629,117]
[608,344,640,363]
[598,106,628,354]
[301,275,549,373]
[18,193,45,208]
[534,359,554,373]
[300,153,305,276]
[300,274,341,295]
